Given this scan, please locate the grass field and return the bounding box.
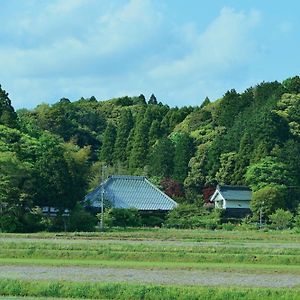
[0,228,300,299]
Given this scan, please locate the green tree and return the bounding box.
[173,133,194,182]
[39,101,75,141]
[160,108,189,134]
[136,94,147,105]
[148,120,162,146]
[138,94,146,103]
[250,186,286,220]
[216,152,237,185]
[282,76,300,94]
[269,208,293,229]
[63,142,91,203]
[114,110,133,163]
[245,157,294,192]
[149,137,174,177]
[0,151,34,232]
[68,203,97,231]
[214,89,241,128]
[148,94,158,105]
[34,133,74,210]
[184,145,210,202]
[0,85,18,128]
[99,123,116,165]
[128,120,149,171]
[200,97,210,109]
[17,109,42,138]
[278,139,300,186]
[294,205,300,228]
[275,93,300,137]
[233,133,253,184]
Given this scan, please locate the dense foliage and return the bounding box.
[1,76,300,231]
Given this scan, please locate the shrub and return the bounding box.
[141,215,164,227]
[235,216,258,231]
[68,203,97,232]
[221,222,235,231]
[102,208,142,228]
[0,214,21,233]
[165,204,221,229]
[269,208,293,230]
[293,204,300,228]
[21,211,45,233]
[48,215,68,232]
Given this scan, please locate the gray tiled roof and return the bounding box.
[218,185,252,201]
[84,175,177,211]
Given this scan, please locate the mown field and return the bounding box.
[1,228,300,299]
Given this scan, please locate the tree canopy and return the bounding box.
[1,76,300,231]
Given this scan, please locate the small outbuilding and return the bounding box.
[84,175,178,212]
[210,185,252,218]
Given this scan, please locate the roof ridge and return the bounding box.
[109,175,145,180]
[218,184,251,190]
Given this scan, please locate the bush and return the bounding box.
[269,209,293,230]
[69,203,97,232]
[221,222,235,231]
[21,211,45,233]
[165,204,221,229]
[47,215,68,232]
[235,216,258,231]
[0,214,21,233]
[102,208,142,228]
[141,215,164,227]
[293,204,300,228]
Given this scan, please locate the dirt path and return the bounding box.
[1,265,300,288]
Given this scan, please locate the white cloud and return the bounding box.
[0,0,164,79]
[150,7,261,79]
[0,2,263,108]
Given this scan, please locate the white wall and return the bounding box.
[213,193,225,209]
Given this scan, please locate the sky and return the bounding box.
[0,0,299,109]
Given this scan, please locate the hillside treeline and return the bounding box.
[1,76,300,231]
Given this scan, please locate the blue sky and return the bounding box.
[1,0,299,109]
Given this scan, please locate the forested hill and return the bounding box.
[1,76,300,229]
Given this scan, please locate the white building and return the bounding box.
[210,185,252,217]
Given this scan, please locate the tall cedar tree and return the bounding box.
[128,120,150,171]
[173,133,194,182]
[283,76,300,94]
[200,97,210,108]
[0,85,18,128]
[148,120,162,146]
[148,94,158,105]
[99,123,116,165]
[149,137,174,177]
[114,110,134,163]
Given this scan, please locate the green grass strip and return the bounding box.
[0,298,91,300]
[1,228,300,243]
[0,279,300,300]
[1,257,300,274]
[1,247,300,265]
